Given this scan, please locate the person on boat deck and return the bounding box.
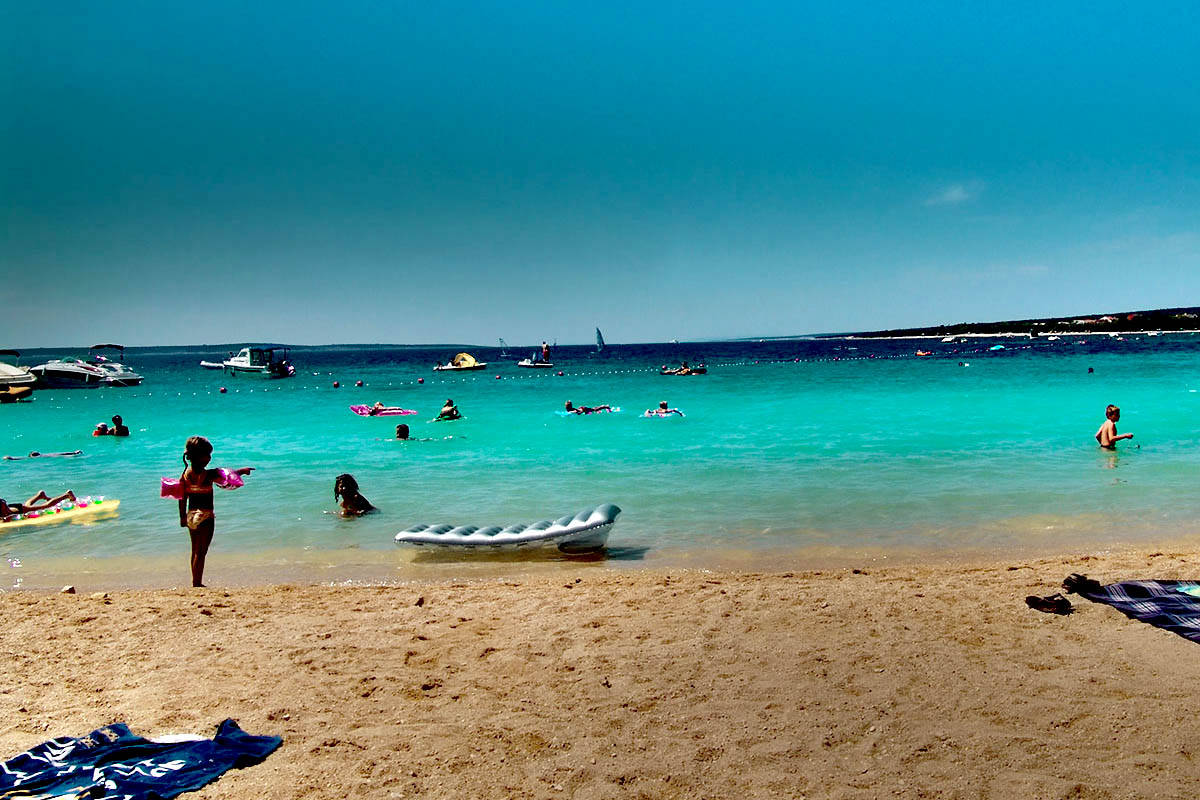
[541,341,550,362]
[436,399,461,421]
[0,490,77,521]
[334,474,376,517]
[648,400,683,416]
[395,423,410,440]
[565,401,612,415]
[1096,404,1134,449]
[110,415,129,436]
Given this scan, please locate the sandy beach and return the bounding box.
[4,547,1200,799]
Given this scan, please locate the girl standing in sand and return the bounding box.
[162,436,254,587]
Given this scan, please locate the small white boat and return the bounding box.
[199,361,225,370]
[395,504,621,553]
[29,358,107,388]
[87,344,143,386]
[433,352,487,372]
[517,358,555,368]
[222,347,295,378]
[0,350,36,389]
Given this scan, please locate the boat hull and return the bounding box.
[30,365,104,388]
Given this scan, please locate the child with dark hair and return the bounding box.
[161,436,254,587]
[334,474,376,517]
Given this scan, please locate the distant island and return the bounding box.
[837,306,1200,339]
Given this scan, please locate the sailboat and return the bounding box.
[498,338,511,358]
[595,327,605,353]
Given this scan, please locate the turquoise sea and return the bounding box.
[3,336,1200,589]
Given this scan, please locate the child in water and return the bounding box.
[172,436,254,587]
[334,473,376,517]
[1095,404,1134,449]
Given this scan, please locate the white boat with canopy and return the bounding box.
[433,352,487,371]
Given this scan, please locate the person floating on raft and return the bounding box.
[644,401,684,417]
[564,401,614,415]
[0,490,78,522]
[161,436,254,588]
[435,399,462,421]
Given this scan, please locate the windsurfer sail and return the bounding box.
[596,327,605,352]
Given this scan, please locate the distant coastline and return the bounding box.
[831,305,1200,340]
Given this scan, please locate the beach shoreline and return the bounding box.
[5,545,1200,798]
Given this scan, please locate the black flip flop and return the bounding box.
[1025,593,1073,615]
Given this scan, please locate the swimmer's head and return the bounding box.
[1106,404,1120,421]
[659,401,668,409]
[445,399,453,405]
[395,424,409,440]
[112,415,122,425]
[334,473,360,500]
[183,435,213,469]
[565,401,573,410]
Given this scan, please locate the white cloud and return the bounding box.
[925,183,982,207]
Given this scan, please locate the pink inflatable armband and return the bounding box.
[160,478,184,499]
[215,468,245,490]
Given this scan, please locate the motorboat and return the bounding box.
[222,347,296,378]
[0,351,36,389]
[29,358,107,388]
[87,344,143,386]
[517,349,555,368]
[433,352,488,372]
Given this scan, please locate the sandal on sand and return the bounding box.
[1062,573,1103,595]
[1025,593,1073,615]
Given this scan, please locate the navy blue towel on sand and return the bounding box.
[0,718,281,799]
[1074,579,1200,643]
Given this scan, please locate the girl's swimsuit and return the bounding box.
[186,509,215,530]
[161,469,245,531]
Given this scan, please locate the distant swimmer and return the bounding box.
[334,473,376,517]
[0,490,78,521]
[367,402,388,416]
[1096,404,1134,449]
[110,415,130,437]
[565,401,613,415]
[435,399,462,421]
[4,451,83,460]
[645,400,684,417]
[395,423,410,440]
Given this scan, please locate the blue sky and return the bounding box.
[3,1,1199,346]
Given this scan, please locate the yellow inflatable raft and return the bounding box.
[0,497,119,531]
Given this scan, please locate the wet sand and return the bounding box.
[4,546,1200,798]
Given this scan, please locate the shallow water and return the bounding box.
[2,336,1198,589]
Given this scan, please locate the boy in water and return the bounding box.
[1096,404,1134,449]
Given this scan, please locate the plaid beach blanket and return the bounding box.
[1070,578,1200,643]
[0,718,280,799]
